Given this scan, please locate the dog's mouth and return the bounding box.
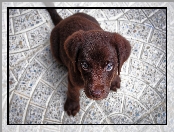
[84,87,109,100]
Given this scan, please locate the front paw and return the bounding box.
[64,98,80,116]
[110,81,120,92]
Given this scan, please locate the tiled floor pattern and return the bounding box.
[2,2,174,132]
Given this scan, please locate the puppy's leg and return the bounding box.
[110,75,121,91]
[64,76,80,116]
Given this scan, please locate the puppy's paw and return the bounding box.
[110,85,117,91]
[110,80,120,92]
[110,75,121,92]
[64,98,80,116]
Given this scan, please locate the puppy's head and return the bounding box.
[64,30,131,100]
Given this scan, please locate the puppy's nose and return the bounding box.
[90,88,104,98]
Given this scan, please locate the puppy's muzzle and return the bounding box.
[89,85,106,99]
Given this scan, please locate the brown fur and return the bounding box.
[47,9,131,116]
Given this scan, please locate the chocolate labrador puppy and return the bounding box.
[47,9,131,116]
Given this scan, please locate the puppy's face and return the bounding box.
[64,30,131,100]
[77,40,117,100]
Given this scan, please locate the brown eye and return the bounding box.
[81,62,88,70]
[106,62,113,71]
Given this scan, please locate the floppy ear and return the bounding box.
[111,33,131,75]
[64,30,84,72]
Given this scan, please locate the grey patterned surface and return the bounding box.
[2,1,173,132]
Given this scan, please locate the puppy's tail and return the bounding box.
[47,9,62,26]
